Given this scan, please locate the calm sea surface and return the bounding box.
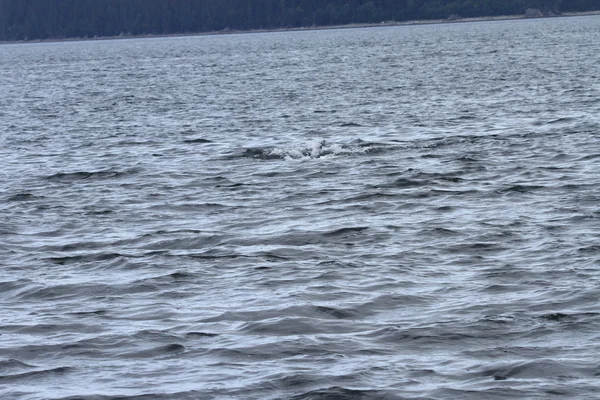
[1,15,600,400]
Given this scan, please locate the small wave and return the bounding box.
[45,168,139,183]
[356,293,434,315]
[0,279,33,294]
[70,310,108,317]
[201,304,359,324]
[390,178,426,188]
[45,252,135,265]
[229,226,372,247]
[576,153,600,161]
[313,109,336,114]
[240,316,362,335]
[0,366,72,383]
[545,117,577,125]
[291,387,402,400]
[14,323,91,335]
[182,138,212,144]
[84,208,114,216]
[365,325,477,345]
[476,359,591,381]
[497,184,546,194]
[122,343,186,359]
[15,283,111,301]
[423,227,462,236]
[322,226,369,238]
[53,391,206,400]
[185,332,218,338]
[0,359,37,372]
[311,305,358,319]
[7,193,44,202]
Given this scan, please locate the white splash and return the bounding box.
[266,139,374,160]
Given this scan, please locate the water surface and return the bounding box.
[1,15,600,399]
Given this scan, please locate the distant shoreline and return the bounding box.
[1,10,599,45]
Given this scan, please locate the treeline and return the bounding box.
[0,0,597,41]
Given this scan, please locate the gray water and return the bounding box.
[1,15,600,400]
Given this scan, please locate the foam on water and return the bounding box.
[254,139,382,160]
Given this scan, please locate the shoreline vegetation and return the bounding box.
[1,10,599,46]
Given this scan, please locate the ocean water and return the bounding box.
[1,15,600,400]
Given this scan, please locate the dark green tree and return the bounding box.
[0,0,597,42]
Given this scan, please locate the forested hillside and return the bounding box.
[0,0,597,41]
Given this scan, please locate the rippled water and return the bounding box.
[2,15,600,399]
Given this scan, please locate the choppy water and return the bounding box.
[2,15,600,400]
